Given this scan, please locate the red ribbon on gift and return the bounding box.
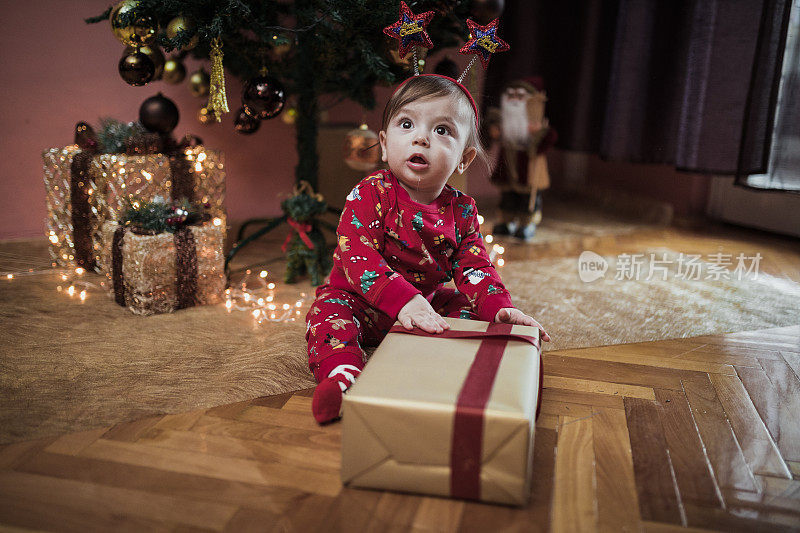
[282,217,315,253]
[388,323,542,501]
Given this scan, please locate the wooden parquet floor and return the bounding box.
[1,223,799,532]
[1,327,798,532]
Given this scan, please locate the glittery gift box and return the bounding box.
[43,146,104,269]
[100,220,226,315]
[93,146,226,222]
[42,145,226,270]
[341,318,542,506]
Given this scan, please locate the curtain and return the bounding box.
[735,0,800,193]
[482,0,793,179]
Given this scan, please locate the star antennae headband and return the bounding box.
[383,2,509,81]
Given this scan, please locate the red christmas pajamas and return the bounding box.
[305,287,477,381]
[306,169,513,383]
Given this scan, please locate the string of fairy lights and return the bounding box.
[2,218,506,322]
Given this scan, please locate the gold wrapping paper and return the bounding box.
[43,146,226,269]
[93,146,226,222]
[100,220,226,315]
[42,146,104,268]
[341,317,541,506]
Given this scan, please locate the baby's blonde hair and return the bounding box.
[381,76,488,166]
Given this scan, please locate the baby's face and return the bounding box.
[379,95,475,203]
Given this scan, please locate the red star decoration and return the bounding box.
[458,18,510,70]
[383,1,436,59]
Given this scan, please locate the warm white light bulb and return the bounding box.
[485,234,494,243]
[260,270,268,278]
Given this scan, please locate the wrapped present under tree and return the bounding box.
[100,197,226,315]
[43,95,226,271]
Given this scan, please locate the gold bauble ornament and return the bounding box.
[110,0,157,47]
[270,33,294,58]
[162,58,186,84]
[126,45,164,80]
[281,107,298,125]
[189,68,210,98]
[343,124,380,172]
[197,106,215,126]
[385,36,428,74]
[166,16,200,51]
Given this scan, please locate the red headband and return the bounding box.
[392,74,479,129]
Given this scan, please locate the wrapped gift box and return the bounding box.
[93,146,225,222]
[43,146,104,269]
[43,145,225,270]
[341,317,542,506]
[100,219,226,315]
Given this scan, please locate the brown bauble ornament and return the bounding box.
[110,0,157,47]
[139,93,179,134]
[166,16,200,51]
[127,44,164,80]
[241,75,285,120]
[189,68,210,98]
[233,108,261,135]
[162,58,186,84]
[470,0,505,24]
[118,49,155,86]
[343,125,380,172]
[197,106,215,126]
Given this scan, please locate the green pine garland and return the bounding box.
[122,197,210,234]
[96,118,146,154]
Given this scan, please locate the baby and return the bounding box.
[306,74,550,424]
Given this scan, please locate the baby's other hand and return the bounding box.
[495,308,551,342]
[398,294,450,334]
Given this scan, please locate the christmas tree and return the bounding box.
[88,0,474,191]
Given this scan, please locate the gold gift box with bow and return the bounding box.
[341,317,542,506]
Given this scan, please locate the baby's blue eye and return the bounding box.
[435,125,450,136]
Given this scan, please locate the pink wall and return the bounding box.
[0,1,394,240]
[0,1,711,239]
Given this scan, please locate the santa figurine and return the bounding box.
[485,77,558,241]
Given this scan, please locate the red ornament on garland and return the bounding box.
[382,1,435,59]
[459,18,509,70]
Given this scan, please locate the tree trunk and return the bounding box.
[294,0,320,191]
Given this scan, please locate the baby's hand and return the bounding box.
[398,294,450,334]
[495,308,551,342]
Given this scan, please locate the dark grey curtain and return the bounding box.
[735,0,800,193]
[483,0,793,178]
